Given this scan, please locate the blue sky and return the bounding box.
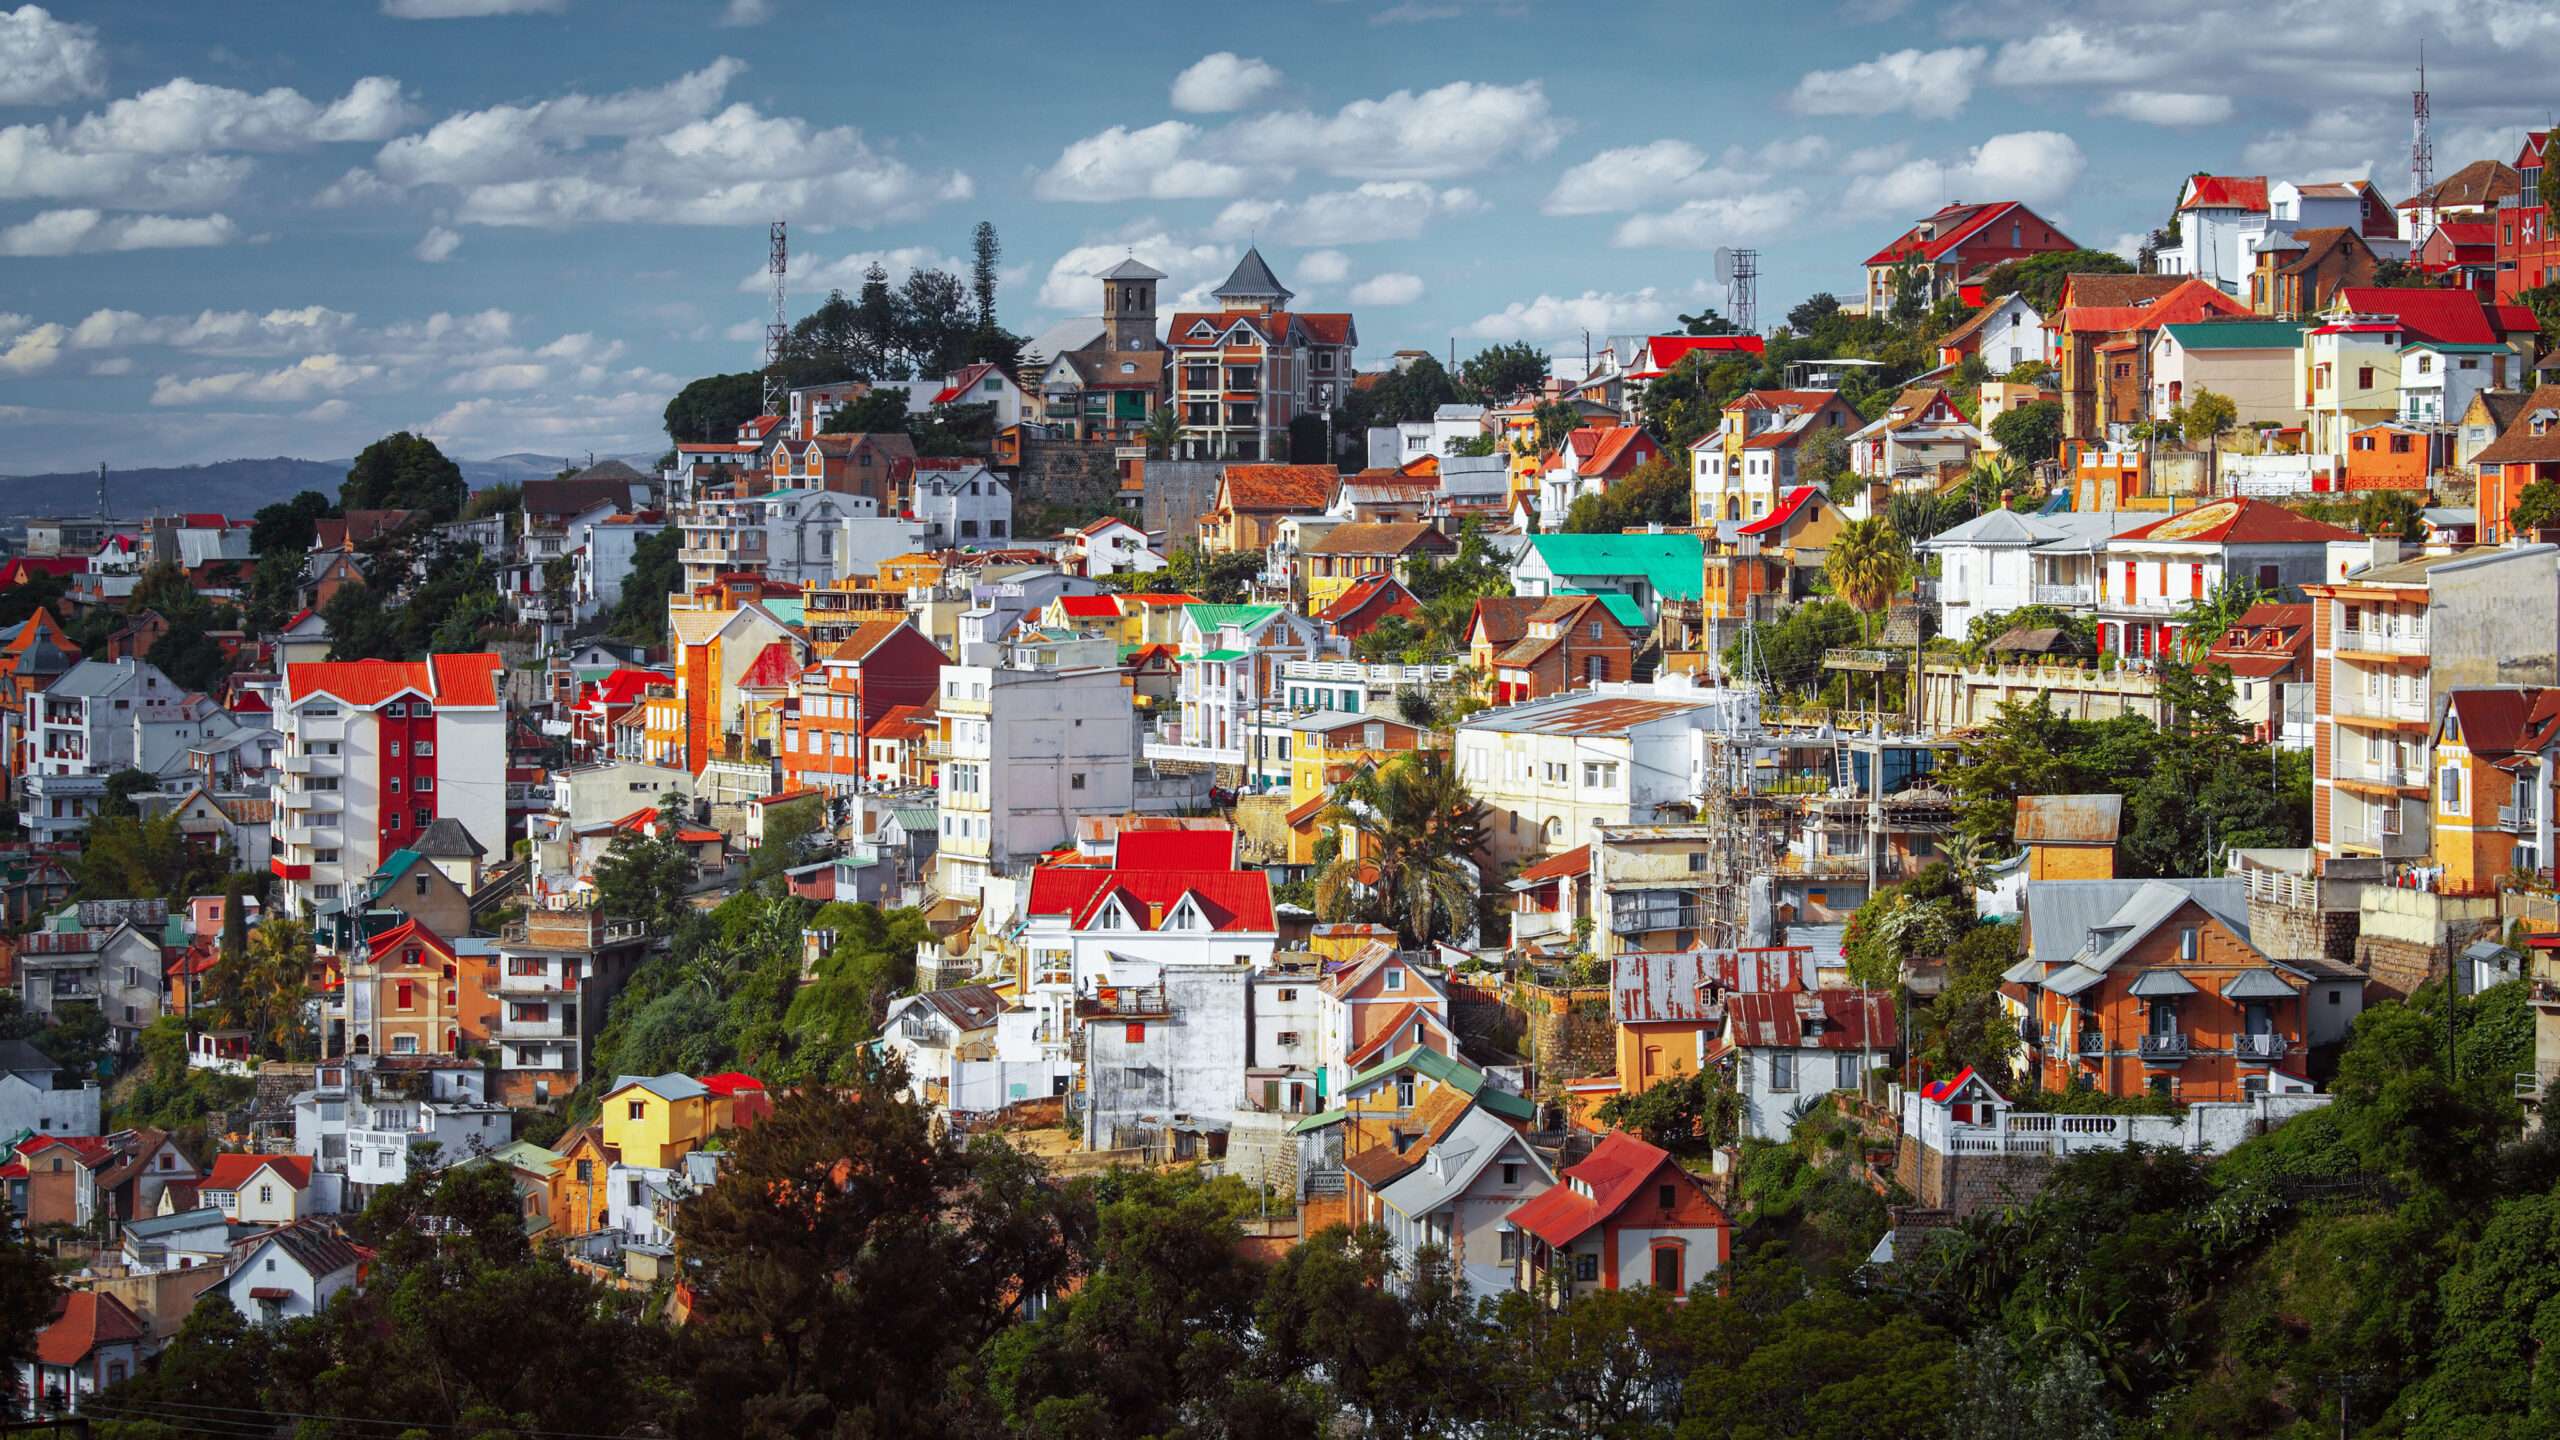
[2,0,2551,472]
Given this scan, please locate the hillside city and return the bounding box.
[11,56,2560,1440]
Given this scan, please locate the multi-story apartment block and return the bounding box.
[933,660,1142,894]
[1455,681,1758,871]
[1691,389,1860,527]
[1148,604,1334,777]
[1167,249,1355,462]
[291,1055,509,1207]
[2305,544,2560,866]
[490,906,654,1106]
[270,655,508,917]
[20,658,187,844]
[778,620,948,798]
[16,899,168,1047]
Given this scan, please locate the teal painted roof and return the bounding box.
[1288,1106,1350,1135]
[1198,648,1250,663]
[1558,589,1650,630]
[762,599,805,626]
[2159,319,2309,350]
[2402,341,2509,354]
[1527,533,1702,602]
[1185,603,1282,633]
[1342,1046,1539,1123]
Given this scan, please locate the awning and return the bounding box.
[2044,964,2106,998]
[2221,969,2297,1000]
[2001,956,2044,986]
[2127,970,2200,998]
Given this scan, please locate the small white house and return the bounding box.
[1726,990,1897,1141]
[912,461,1013,545]
[1070,517,1166,577]
[225,1220,363,1325]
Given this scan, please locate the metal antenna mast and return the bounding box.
[2411,42,2435,255]
[96,461,107,519]
[1716,247,1760,335]
[763,219,788,417]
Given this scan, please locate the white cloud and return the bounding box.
[1037,229,1234,311]
[151,354,378,406]
[2094,90,2232,127]
[1466,286,1701,342]
[1295,248,1352,284]
[0,207,237,255]
[1613,190,1805,249]
[414,225,462,262]
[718,0,773,24]
[0,125,251,207]
[1546,140,1737,216]
[1038,79,1557,200]
[447,361,548,392]
[2106,231,2147,263]
[1035,121,1247,201]
[70,76,418,154]
[313,166,397,207]
[1845,130,2087,214]
[0,5,104,105]
[2239,107,2380,180]
[371,65,972,230]
[1790,47,1985,120]
[69,305,354,353]
[382,0,565,15]
[1348,272,1423,306]
[1171,52,1281,114]
[0,321,64,375]
[1210,181,1482,245]
[755,245,967,293]
[87,356,130,375]
[1987,25,2164,86]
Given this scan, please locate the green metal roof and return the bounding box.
[1197,648,1250,663]
[1526,534,1702,603]
[762,599,805,626]
[1184,603,1282,633]
[1342,1046,1539,1123]
[2402,341,2509,353]
[1557,589,1651,630]
[2158,319,2309,350]
[1288,1106,1351,1135]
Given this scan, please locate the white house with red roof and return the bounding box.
[2097,499,2361,661]
[200,1152,315,1226]
[1065,517,1166,578]
[270,654,508,917]
[1862,200,2077,312]
[910,458,1012,545]
[2158,175,2272,293]
[20,1291,145,1413]
[1725,989,1897,1141]
[931,362,1028,429]
[1318,943,1455,1094]
[1506,1130,1730,1303]
[1534,424,1661,528]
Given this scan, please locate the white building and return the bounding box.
[20,657,186,843]
[1373,1104,1557,1300]
[911,460,1013,545]
[571,512,663,623]
[1067,518,1166,577]
[1455,680,1757,869]
[1148,604,1335,773]
[224,1221,363,1326]
[933,661,1142,893]
[1727,989,1896,1141]
[290,1055,508,1207]
[1918,509,2126,640]
[2397,339,2513,427]
[270,654,509,916]
[1943,292,2048,373]
[1366,404,1489,468]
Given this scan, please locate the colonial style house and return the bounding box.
[1862,200,2078,312]
[1198,464,1338,555]
[1507,1131,1731,1304]
[1726,990,1896,1140]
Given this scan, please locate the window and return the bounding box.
[1384,968,1405,991]
[415,741,432,756]
[2441,766,2465,812]
[1395,1076,1416,1107]
[1276,1030,1301,1046]
[575,1160,592,1183]
[1574,1253,1600,1283]
[2179,928,2197,960]
[1771,1052,1797,1091]
[1499,1228,1521,1262]
[395,980,414,1010]
[391,1035,417,1054]
[417,808,431,828]
[1124,1022,1146,1043]
[1652,1245,1682,1290]
[384,702,406,718]
[1502,1162,1522,1187]
[416,776,432,793]
[627,1100,646,1121]
[1658,1183,1677,1211]
[388,776,401,793]
[2358,366,2374,389]
[390,741,402,758]
[1070,773,1086,791]
[259,1184,273,1204]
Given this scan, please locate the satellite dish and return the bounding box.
[1713,246,1734,285]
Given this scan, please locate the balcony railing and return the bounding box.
[2137,1032,2190,1062]
[2032,583,2096,606]
[2339,625,2430,656]
[2075,1029,2103,1056]
[2233,1032,2288,1063]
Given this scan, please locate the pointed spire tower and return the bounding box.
[1213,246,1293,315]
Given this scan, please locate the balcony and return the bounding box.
[2032,583,2096,607]
[282,753,315,775]
[2233,1032,2288,1064]
[2075,1029,2103,1056]
[2499,802,2535,835]
[2338,625,2430,657]
[2137,1032,2190,1062]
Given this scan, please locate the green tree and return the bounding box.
[97,767,159,822]
[1824,516,1913,627]
[248,489,338,557]
[595,793,696,937]
[822,387,909,435]
[1595,1066,1744,1154]
[236,918,314,1059]
[607,526,683,644]
[2510,478,2560,535]
[1343,355,1460,428]
[1562,455,1691,533]
[2357,487,2425,541]
[1989,398,2064,465]
[1981,248,2136,314]
[1139,403,1182,458]
[1313,751,1492,948]
[663,372,766,444]
[743,794,824,890]
[1459,340,1551,404]
[340,431,467,523]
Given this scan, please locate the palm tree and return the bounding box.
[1313,751,1493,948]
[1964,452,2025,510]
[1139,404,1182,458]
[1936,831,1992,895]
[1824,516,1913,636]
[241,919,314,1059]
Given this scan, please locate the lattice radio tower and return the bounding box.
[1716,246,1760,335]
[2410,43,2435,254]
[763,219,788,416]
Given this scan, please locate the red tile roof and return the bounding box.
[1515,844,1591,885]
[1863,200,2075,267]
[1725,388,1837,413]
[2063,278,2252,334]
[1054,595,1122,620]
[586,668,672,708]
[1626,334,1765,378]
[18,1135,111,1167]
[1737,485,1821,537]
[203,1152,313,1192]
[1024,865,1274,932]
[2179,175,2269,213]
[33,1292,145,1368]
[2109,497,2360,546]
[697,1071,767,1096]
[1114,828,1238,871]
[1577,425,1655,478]
[931,362,1000,406]
[1297,313,1355,346]
[2332,287,2517,346]
[284,653,504,709]
[1507,1131,1691,1248]
[1317,574,1418,625]
[364,917,457,967]
[1220,464,1338,513]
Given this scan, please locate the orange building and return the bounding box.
[334,917,490,1059]
[2430,688,2560,895]
[2015,794,2121,880]
[2005,878,2321,1102]
[2343,422,2439,490]
[779,620,949,797]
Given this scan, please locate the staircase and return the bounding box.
[468,859,529,921]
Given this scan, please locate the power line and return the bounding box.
[82,1397,660,1440]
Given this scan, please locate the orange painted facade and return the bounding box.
[2343,424,2435,490]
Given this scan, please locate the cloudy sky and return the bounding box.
[1,0,2551,472]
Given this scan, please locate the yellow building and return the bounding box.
[601,1073,717,1170]
[2015,794,2122,880]
[550,1124,616,1239]
[1281,713,1429,863]
[1119,592,1204,646]
[1293,523,1456,615]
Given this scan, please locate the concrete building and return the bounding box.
[19,657,186,843]
[489,906,655,1106]
[933,660,1141,893]
[2145,320,2309,428]
[909,460,1013,545]
[1455,681,1757,869]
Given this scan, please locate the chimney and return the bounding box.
[2368,537,2405,569]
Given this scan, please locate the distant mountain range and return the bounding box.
[0,452,663,521]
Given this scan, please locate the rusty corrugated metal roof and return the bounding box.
[2013,794,2123,845]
